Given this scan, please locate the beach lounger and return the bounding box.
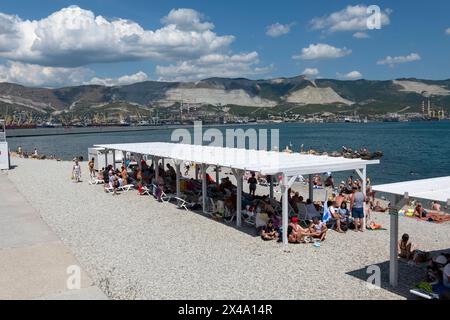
[104,185,116,194]
[117,184,134,192]
[173,197,197,211]
[139,186,151,196]
[89,178,105,185]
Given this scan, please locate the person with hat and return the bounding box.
[288,217,312,243]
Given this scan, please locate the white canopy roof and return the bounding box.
[95,142,379,176]
[373,176,450,203]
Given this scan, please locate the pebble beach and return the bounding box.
[6,157,450,300]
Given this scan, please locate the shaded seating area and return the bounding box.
[373,177,450,297]
[93,142,379,245]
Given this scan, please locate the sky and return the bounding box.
[0,0,449,87]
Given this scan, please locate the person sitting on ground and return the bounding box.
[337,201,350,227]
[431,201,442,212]
[97,169,104,182]
[414,202,428,219]
[309,216,327,241]
[288,217,312,243]
[261,219,277,241]
[248,173,257,197]
[372,201,388,212]
[328,201,345,233]
[398,233,417,260]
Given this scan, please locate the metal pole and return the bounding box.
[282,173,289,245]
[104,148,108,169]
[236,171,243,227]
[175,163,181,198]
[308,174,314,202]
[112,150,116,170]
[216,166,220,186]
[155,157,159,184]
[269,175,274,199]
[202,164,207,213]
[389,194,399,287]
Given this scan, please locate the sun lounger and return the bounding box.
[117,184,134,192]
[173,197,197,211]
[89,178,105,185]
[104,185,116,194]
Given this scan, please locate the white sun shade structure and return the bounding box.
[373,177,450,288]
[96,142,379,245]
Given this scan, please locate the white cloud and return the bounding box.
[377,53,421,66]
[310,5,391,33]
[85,71,149,86]
[156,52,272,81]
[302,68,319,76]
[337,71,362,80]
[266,23,292,37]
[161,8,214,31]
[0,61,149,87]
[293,43,351,60]
[0,61,92,87]
[353,31,370,39]
[446,28,450,35]
[0,6,235,67]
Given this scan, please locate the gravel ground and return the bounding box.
[6,157,450,300]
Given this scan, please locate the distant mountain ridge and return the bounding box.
[1,76,449,115]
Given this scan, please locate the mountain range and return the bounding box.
[1,76,449,117]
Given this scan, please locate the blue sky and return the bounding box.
[0,0,449,87]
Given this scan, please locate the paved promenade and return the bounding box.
[0,172,107,300]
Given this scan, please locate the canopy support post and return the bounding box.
[281,173,290,246]
[232,169,245,227]
[112,150,116,170]
[154,156,160,185]
[216,166,220,186]
[202,164,208,214]
[308,174,314,202]
[175,162,181,198]
[269,175,274,199]
[389,192,408,287]
[104,148,109,169]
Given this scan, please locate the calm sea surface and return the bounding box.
[7,121,450,185]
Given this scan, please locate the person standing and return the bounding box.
[88,158,96,179]
[350,186,366,232]
[248,173,257,197]
[72,160,82,183]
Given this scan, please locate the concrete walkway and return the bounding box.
[0,172,107,300]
